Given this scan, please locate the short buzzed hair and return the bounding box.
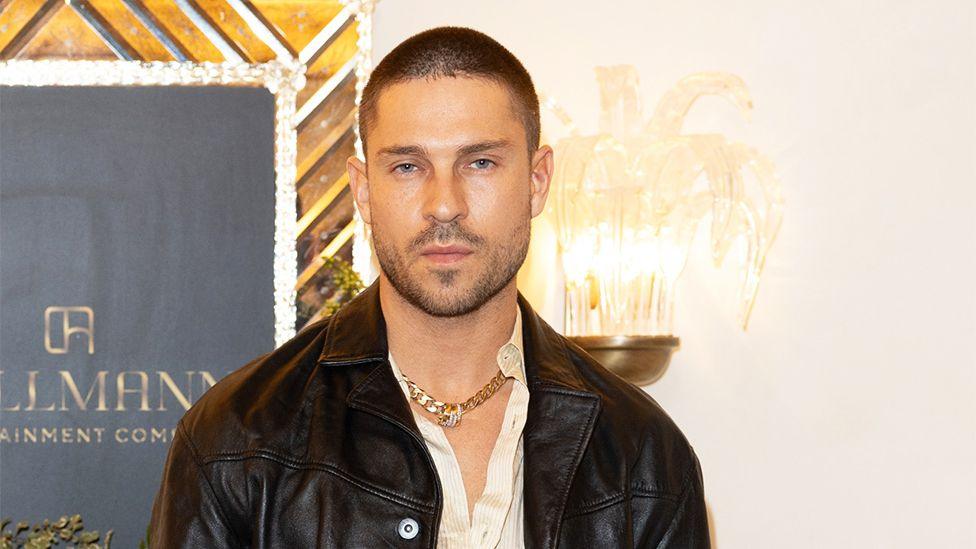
[358,26,541,159]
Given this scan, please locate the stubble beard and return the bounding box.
[372,211,530,318]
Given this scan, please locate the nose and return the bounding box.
[423,169,468,225]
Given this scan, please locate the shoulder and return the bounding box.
[177,316,334,460]
[561,336,700,495]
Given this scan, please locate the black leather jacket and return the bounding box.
[149,281,710,548]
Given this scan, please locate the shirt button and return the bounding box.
[397,517,420,540]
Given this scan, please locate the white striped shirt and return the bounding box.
[388,306,528,548]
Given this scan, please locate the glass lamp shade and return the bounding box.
[548,66,784,385]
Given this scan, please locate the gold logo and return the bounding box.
[44,306,94,354]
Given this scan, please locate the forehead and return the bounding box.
[368,77,525,155]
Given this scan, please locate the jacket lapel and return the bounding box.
[517,294,602,549]
[315,280,422,439]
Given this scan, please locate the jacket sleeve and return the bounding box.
[149,421,244,548]
[655,452,711,548]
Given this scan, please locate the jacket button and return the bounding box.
[397,517,420,540]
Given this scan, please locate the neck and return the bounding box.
[380,275,519,402]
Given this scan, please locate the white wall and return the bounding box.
[370,2,976,547]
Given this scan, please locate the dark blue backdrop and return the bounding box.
[0,85,277,546]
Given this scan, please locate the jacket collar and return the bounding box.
[317,278,593,392]
[317,279,602,549]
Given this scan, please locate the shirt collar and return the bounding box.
[498,305,526,386]
[387,304,526,387]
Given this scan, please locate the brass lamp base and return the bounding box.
[568,335,681,386]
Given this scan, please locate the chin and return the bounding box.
[383,259,508,317]
[414,281,489,317]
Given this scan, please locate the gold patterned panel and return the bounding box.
[190,0,276,62]
[297,124,355,217]
[0,0,368,332]
[0,0,47,42]
[297,79,356,169]
[297,16,356,107]
[138,0,224,61]
[296,131,356,275]
[0,0,58,57]
[298,181,355,272]
[249,0,345,55]
[86,0,176,60]
[16,2,117,59]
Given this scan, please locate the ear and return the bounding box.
[529,144,554,218]
[346,155,372,224]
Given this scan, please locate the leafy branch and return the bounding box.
[1,515,112,549]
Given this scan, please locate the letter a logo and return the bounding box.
[44,306,94,354]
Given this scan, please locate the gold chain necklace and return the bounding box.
[401,369,509,428]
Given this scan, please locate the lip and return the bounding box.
[421,244,473,264]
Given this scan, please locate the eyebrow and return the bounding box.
[457,139,512,156]
[375,139,513,158]
[376,144,428,157]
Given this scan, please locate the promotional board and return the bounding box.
[0,85,277,546]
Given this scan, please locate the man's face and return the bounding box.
[348,76,552,317]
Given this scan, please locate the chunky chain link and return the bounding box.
[401,369,509,428]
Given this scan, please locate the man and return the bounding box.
[150,26,709,548]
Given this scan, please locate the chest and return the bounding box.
[416,381,514,517]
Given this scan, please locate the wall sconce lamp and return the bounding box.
[546,66,784,385]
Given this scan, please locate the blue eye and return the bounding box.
[394,163,417,174]
[471,159,495,169]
